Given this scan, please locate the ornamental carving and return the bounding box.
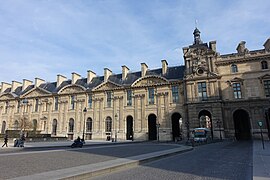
[94,82,121,91]
[60,86,84,94]
[24,89,49,98]
[0,94,14,101]
[133,77,167,87]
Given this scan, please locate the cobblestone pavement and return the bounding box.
[0,142,183,179]
[91,141,253,180]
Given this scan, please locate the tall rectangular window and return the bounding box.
[172,85,179,103]
[198,82,207,100]
[35,99,39,112]
[54,97,59,111]
[17,100,20,113]
[70,95,75,110]
[127,90,132,106]
[233,83,242,99]
[45,102,49,111]
[5,101,9,113]
[107,91,112,107]
[88,94,92,108]
[148,88,155,104]
[264,80,270,97]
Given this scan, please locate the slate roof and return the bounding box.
[2,65,185,96]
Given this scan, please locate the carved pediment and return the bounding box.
[132,76,168,87]
[259,74,270,83]
[93,81,121,91]
[23,88,50,98]
[227,77,244,86]
[0,93,14,100]
[59,85,85,94]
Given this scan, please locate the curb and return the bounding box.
[62,146,193,180]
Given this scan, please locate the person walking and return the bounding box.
[2,134,8,147]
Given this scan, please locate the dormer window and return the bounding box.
[231,64,238,73]
[261,61,268,70]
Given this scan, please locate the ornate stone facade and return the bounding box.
[0,28,269,141]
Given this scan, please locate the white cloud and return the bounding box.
[0,0,269,83]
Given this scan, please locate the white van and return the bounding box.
[192,128,211,143]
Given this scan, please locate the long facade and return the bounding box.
[1,28,270,141]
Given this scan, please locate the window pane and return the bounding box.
[172,85,179,103]
[198,82,207,100]
[127,90,132,106]
[264,80,270,97]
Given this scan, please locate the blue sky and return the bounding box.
[0,0,269,84]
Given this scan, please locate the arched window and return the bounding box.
[32,119,37,132]
[69,118,74,132]
[14,120,19,130]
[1,121,6,134]
[261,61,268,69]
[105,117,112,132]
[52,119,57,135]
[86,118,92,132]
[231,64,238,73]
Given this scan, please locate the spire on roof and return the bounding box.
[193,24,203,45]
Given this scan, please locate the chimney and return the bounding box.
[1,82,11,94]
[72,72,81,84]
[263,38,270,52]
[11,81,22,92]
[122,65,129,80]
[236,41,247,54]
[87,70,96,84]
[22,79,33,91]
[209,41,216,52]
[141,63,148,78]
[161,60,168,75]
[57,74,67,88]
[104,68,112,82]
[35,78,45,88]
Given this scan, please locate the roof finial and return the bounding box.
[195,19,198,28]
[193,20,202,45]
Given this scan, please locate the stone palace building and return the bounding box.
[1,28,270,141]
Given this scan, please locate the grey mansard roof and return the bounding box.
[2,65,185,96]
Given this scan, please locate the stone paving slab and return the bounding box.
[253,140,270,180]
[9,145,193,180]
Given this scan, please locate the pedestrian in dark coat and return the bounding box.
[2,135,8,147]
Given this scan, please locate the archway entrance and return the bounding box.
[171,113,182,141]
[1,121,6,134]
[126,116,133,140]
[148,114,157,140]
[198,110,213,139]
[233,109,251,140]
[52,119,57,136]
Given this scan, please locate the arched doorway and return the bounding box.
[32,119,37,132]
[148,114,157,140]
[52,119,57,136]
[1,121,6,134]
[14,120,19,130]
[68,118,74,140]
[126,116,133,140]
[171,113,182,141]
[233,109,251,140]
[86,117,92,140]
[198,110,213,139]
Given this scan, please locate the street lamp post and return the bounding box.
[216,120,222,141]
[22,99,28,133]
[179,118,183,140]
[185,121,190,143]
[156,123,160,142]
[114,114,118,142]
[83,107,87,142]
